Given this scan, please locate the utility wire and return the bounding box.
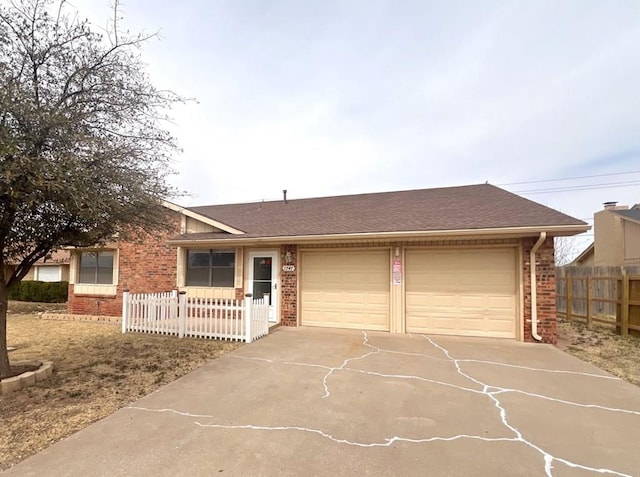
[498,170,640,186]
[514,181,640,194]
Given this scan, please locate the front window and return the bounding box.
[186,250,235,287]
[78,251,114,284]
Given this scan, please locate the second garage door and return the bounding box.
[300,250,390,331]
[405,248,517,338]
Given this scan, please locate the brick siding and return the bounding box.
[280,244,297,326]
[67,213,181,317]
[235,287,246,301]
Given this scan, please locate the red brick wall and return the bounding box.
[235,287,246,301]
[67,213,181,317]
[280,244,297,326]
[522,236,557,343]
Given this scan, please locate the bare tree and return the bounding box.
[0,0,185,377]
[554,236,580,266]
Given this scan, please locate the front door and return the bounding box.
[249,251,279,323]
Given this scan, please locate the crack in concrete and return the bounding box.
[194,421,522,447]
[492,388,640,415]
[422,335,632,477]
[320,331,380,398]
[128,332,636,476]
[234,354,484,394]
[455,358,621,380]
[358,346,619,380]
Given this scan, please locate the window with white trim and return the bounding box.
[78,251,115,284]
[186,250,235,287]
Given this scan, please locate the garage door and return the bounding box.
[300,250,390,331]
[406,248,517,338]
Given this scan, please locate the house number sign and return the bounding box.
[282,265,296,272]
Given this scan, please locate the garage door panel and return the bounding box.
[487,320,515,333]
[459,319,485,332]
[406,248,517,338]
[487,295,516,309]
[301,250,390,331]
[459,295,486,308]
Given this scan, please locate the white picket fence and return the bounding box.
[121,291,270,343]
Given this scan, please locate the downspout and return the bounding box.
[530,232,547,341]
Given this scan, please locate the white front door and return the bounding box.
[249,251,279,323]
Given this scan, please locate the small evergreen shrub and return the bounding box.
[8,281,69,303]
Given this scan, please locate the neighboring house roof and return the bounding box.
[614,208,640,224]
[40,250,70,264]
[572,243,594,264]
[172,184,588,242]
[7,249,70,266]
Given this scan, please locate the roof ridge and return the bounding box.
[187,183,494,209]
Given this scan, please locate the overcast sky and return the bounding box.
[72,0,640,256]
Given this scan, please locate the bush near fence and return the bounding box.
[8,281,69,303]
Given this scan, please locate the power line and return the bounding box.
[498,170,640,186]
[514,181,640,195]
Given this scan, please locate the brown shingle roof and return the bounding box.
[180,184,586,239]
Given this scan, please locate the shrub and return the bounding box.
[8,281,69,303]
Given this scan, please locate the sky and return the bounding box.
[70,0,640,259]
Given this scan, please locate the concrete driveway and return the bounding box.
[4,327,640,476]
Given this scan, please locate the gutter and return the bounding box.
[166,224,588,246]
[530,232,547,342]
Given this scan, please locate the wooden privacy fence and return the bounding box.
[121,290,270,343]
[556,268,640,336]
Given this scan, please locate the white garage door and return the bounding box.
[406,248,517,338]
[300,250,390,331]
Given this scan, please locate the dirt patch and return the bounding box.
[6,301,67,315]
[0,309,241,471]
[557,317,640,387]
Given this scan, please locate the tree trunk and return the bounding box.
[0,281,10,378]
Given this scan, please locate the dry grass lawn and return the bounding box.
[557,317,640,387]
[0,302,241,471]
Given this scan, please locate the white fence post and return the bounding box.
[171,290,178,322]
[178,291,187,338]
[265,294,270,337]
[122,290,130,334]
[245,294,253,343]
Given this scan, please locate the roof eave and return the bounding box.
[162,200,245,235]
[167,224,590,246]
